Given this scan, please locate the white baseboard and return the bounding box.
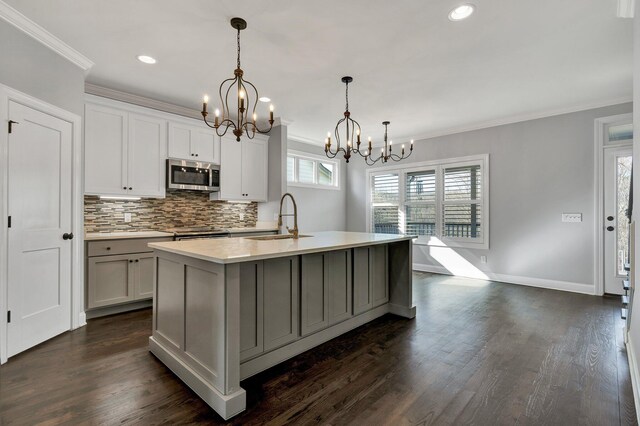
[76,311,87,329]
[413,263,595,295]
[626,334,640,423]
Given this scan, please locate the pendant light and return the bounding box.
[200,18,274,142]
[365,121,413,165]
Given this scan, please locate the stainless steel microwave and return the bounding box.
[166,159,220,192]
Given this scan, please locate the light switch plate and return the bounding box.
[480,255,487,264]
[124,213,132,223]
[562,213,582,223]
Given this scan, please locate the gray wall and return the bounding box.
[0,21,85,115]
[287,140,347,232]
[347,103,633,287]
[258,125,288,224]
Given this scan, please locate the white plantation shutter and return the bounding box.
[443,165,482,238]
[368,155,487,248]
[371,173,400,234]
[405,170,437,236]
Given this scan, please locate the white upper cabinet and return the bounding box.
[168,122,219,164]
[85,98,167,198]
[85,104,128,196]
[128,113,167,198]
[217,135,268,202]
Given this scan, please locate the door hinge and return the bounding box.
[8,120,18,134]
[7,216,11,228]
[7,311,11,323]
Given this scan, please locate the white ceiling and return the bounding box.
[6,0,633,144]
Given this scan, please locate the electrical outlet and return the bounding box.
[562,213,582,223]
[239,213,245,221]
[480,255,487,264]
[124,213,132,223]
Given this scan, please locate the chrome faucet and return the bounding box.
[278,192,299,239]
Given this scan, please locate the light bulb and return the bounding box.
[253,113,257,121]
[357,129,360,136]
[214,108,220,117]
[269,104,274,112]
[327,132,331,138]
[239,89,245,99]
[203,94,209,103]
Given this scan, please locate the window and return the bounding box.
[368,155,489,248]
[287,150,339,189]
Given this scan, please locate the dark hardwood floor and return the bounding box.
[1,272,637,425]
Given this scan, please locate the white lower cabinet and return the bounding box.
[217,135,268,202]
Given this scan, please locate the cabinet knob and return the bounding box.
[106,247,111,251]
[195,153,199,157]
[129,260,133,263]
[62,232,74,240]
[128,187,132,190]
[135,259,139,262]
[123,186,127,190]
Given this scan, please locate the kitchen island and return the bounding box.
[148,231,415,419]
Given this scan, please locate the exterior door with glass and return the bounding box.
[603,146,632,295]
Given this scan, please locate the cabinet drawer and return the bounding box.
[87,238,171,257]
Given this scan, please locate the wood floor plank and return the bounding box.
[0,272,636,425]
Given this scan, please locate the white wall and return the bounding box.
[347,103,632,292]
[286,140,347,232]
[0,20,85,115]
[626,2,640,418]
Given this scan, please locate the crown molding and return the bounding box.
[0,0,93,71]
[288,134,323,147]
[407,96,633,142]
[618,0,635,17]
[85,83,202,119]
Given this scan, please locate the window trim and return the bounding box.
[287,150,341,190]
[366,154,489,249]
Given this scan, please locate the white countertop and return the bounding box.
[149,231,414,264]
[85,231,173,241]
[226,226,279,233]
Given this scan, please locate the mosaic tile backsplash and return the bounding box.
[84,191,258,233]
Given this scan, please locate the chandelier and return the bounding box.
[201,18,274,142]
[324,76,414,164]
[365,121,413,165]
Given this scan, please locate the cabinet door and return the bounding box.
[353,247,372,315]
[128,113,167,198]
[300,253,329,336]
[219,136,244,200]
[263,257,299,351]
[239,262,264,361]
[87,254,133,308]
[167,122,192,160]
[327,250,352,324]
[133,254,155,300]
[370,245,389,307]
[241,136,268,201]
[84,104,128,195]
[191,128,218,164]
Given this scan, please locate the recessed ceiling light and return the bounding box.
[137,55,157,64]
[259,97,271,103]
[448,4,475,21]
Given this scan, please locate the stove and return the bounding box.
[165,227,230,241]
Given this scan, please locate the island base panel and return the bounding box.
[149,337,246,420]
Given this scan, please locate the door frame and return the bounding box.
[594,113,633,296]
[0,84,85,364]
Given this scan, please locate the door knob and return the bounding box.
[607,216,614,221]
[607,226,615,232]
[62,232,74,240]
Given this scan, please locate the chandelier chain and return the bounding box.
[345,81,349,112]
[237,28,241,69]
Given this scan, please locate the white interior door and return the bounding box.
[7,100,73,357]
[603,146,632,295]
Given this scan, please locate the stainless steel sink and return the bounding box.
[244,234,312,241]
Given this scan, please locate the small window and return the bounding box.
[287,150,339,189]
